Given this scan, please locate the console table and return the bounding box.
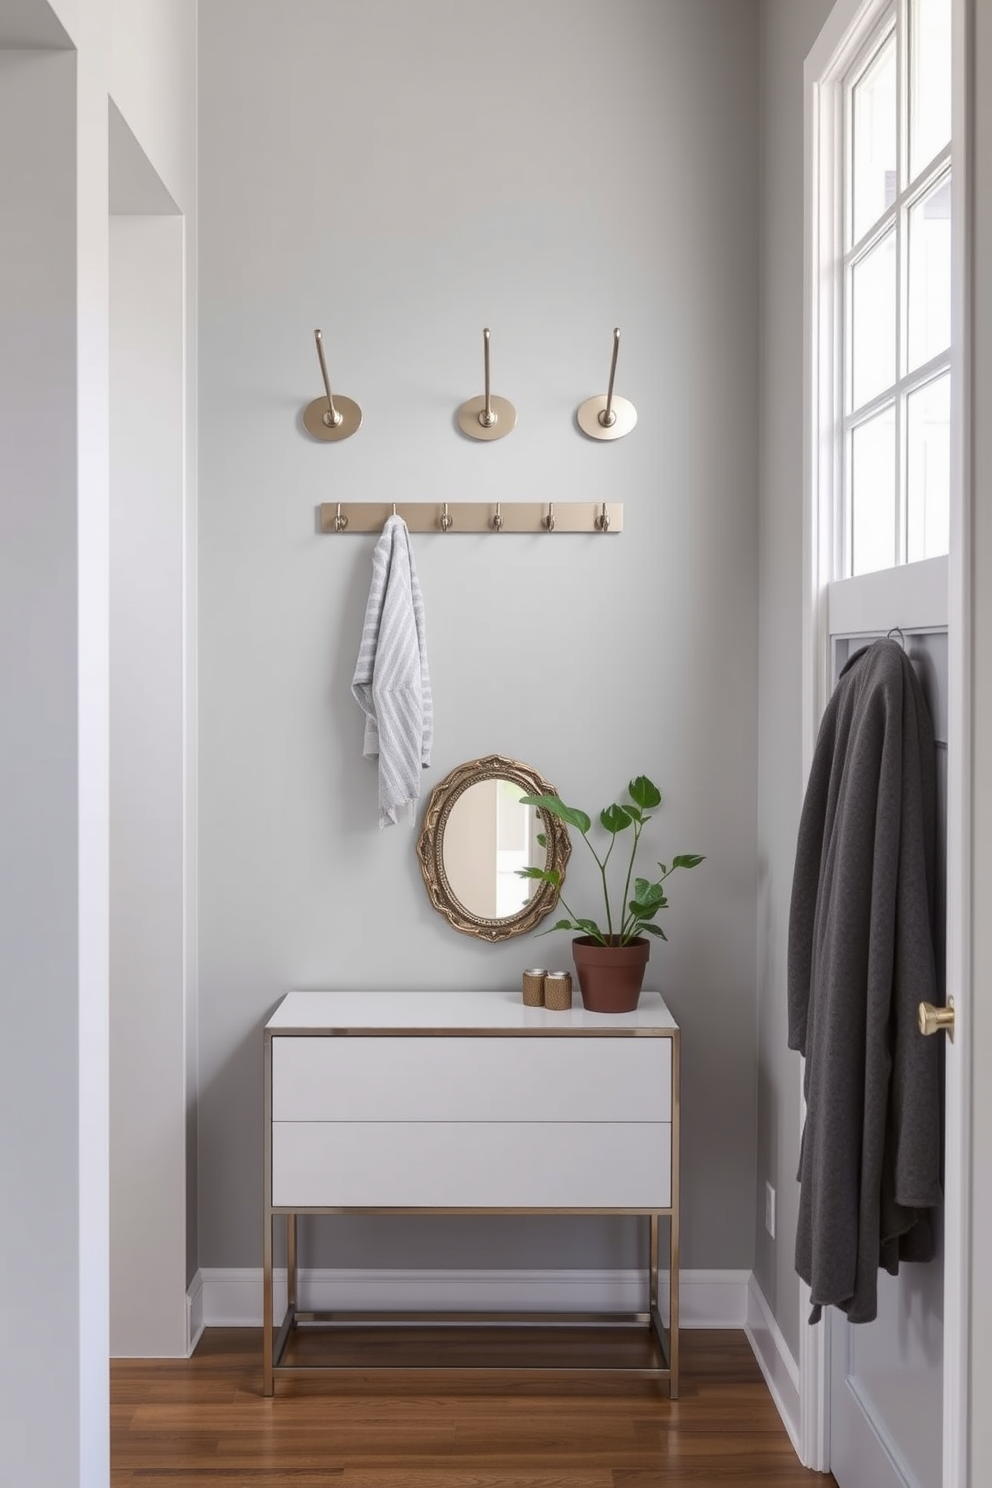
[263,989,679,1396]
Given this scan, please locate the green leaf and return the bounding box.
[638,922,668,940]
[518,793,591,835]
[516,866,560,886]
[574,917,605,937]
[623,802,643,823]
[671,853,705,870]
[628,775,662,810]
[534,917,579,936]
[600,803,632,834]
[633,878,665,907]
[536,832,547,848]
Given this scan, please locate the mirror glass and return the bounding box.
[417,755,571,941]
[442,778,543,920]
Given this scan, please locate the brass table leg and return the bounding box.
[263,1210,274,1396]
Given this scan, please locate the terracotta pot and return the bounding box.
[571,936,650,1014]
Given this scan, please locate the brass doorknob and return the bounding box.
[919,998,955,1041]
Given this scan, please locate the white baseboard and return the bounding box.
[186,1266,750,1332]
[186,1269,205,1356]
[744,1273,802,1459]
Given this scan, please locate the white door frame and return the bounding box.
[800,0,973,1479]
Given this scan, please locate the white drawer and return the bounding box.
[271,1035,672,1124]
[271,1121,672,1209]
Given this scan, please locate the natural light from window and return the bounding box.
[844,0,951,576]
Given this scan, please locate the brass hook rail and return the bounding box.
[318,501,624,535]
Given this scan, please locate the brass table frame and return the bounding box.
[263,1025,679,1398]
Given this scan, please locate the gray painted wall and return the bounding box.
[197,0,760,1272]
[754,0,834,1359]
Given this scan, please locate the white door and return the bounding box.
[803,0,970,1479]
[826,630,950,1488]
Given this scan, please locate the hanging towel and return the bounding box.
[788,638,942,1324]
[351,515,433,829]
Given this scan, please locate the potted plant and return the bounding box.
[517,775,703,1013]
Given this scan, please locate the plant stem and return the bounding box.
[618,818,642,943]
[598,842,615,941]
[557,891,607,945]
[575,830,612,942]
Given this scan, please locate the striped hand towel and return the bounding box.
[351,515,433,828]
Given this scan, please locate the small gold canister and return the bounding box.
[544,970,573,1011]
[522,969,546,1007]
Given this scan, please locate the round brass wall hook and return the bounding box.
[303,328,363,442]
[457,328,517,442]
[577,328,637,442]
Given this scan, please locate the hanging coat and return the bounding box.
[788,638,942,1323]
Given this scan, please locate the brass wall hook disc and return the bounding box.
[303,394,363,442]
[457,394,517,441]
[577,394,637,441]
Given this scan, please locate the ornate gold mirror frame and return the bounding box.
[417,754,571,942]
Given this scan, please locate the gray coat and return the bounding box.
[788,639,942,1323]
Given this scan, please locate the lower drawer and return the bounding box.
[271,1121,672,1209]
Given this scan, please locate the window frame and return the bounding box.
[803,0,952,744]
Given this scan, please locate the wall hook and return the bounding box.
[303,329,363,442]
[597,501,611,532]
[544,503,556,532]
[577,328,637,441]
[492,502,504,532]
[334,502,348,532]
[456,328,517,442]
[440,501,453,531]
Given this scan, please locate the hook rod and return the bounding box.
[576,326,637,441]
[313,329,343,429]
[601,328,620,428]
[481,328,495,428]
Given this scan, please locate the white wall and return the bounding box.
[109,212,188,1356]
[197,0,761,1276]
[754,0,834,1361]
[0,0,196,1479]
[109,0,196,211]
[0,43,102,1487]
[103,0,198,1358]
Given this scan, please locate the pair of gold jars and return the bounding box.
[521,968,572,1011]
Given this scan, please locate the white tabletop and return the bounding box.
[266,988,677,1034]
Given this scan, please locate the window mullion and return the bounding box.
[837,74,852,579]
[895,0,908,564]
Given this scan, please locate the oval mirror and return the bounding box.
[417,755,571,940]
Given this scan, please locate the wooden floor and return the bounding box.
[112,1327,835,1487]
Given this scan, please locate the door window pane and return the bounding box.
[908,173,951,372]
[851,231,896,408]
[851,34,897,244]
[907,374,950,562]
[851,407,896,576]
[910,0,952,176]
